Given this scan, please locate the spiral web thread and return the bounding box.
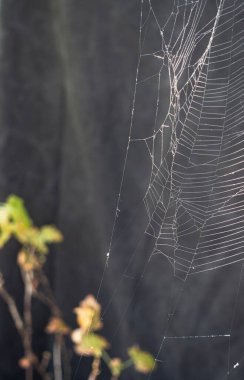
[93,1,244,379]
[134,0,244,281]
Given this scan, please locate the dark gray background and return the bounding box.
[0,1,244,380]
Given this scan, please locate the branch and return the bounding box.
[0,274,50,380]
[88,357,101,380]
[21,270,33,380]
[35,269,59,310]
[0,275,25,339]
[53,334,63,380]
[33,290,61,317]
[34,355,52,380]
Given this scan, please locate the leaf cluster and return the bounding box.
[0,195,63,270]
[0,195,155,380]
[69,294,156,378]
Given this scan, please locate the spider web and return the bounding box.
[95,0,244,379]
[140,0,244,281]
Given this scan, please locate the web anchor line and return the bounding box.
[92,0,244,379]
[96,0,145,300]
[164,334,230,340]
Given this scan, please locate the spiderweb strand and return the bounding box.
[96,0,144,300]
[143,0,244,281]
[95,0,244,378]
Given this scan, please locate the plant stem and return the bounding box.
[0,276,50,380]
[122,359,133,370]
[36,269,59,310]
[22,270,33,380]
[34,360,51,380]
[0,279,25,339]
[33,290,61,317]
[40,351,52,374]
[101,350,111,366]
[88,357,101,380]
[53,334,63,380]
[33,279,65,380]
[34,269,73,380]
[62,343,72,380]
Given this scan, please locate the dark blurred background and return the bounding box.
[0,1,244,380]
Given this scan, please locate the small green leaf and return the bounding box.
[15,227,48,253]
[74,295,102,333]
[0,206,10,224]
[6,195,32,227]
[128,345,155,374]
[73,333,109,357]
[39,226,63,244]
[16,225,63,254]
[0,227,12,248]
[109,358,123,377]
[0,195,63,259]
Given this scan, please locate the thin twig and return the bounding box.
[40,351,52,374]
[0,274,50,380]
[0,277,25,339]
[62,343,72,380]
[53,334,63,380]
[88,357,101,380]
[33,290,61,317]
[34,360,52,380]
[33,349,52,380]
[22,270,33,380]
[34,269,71,380]
[33,282,65,380]
[36,269,58,308]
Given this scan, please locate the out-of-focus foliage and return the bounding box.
[128,345,155,374]
[46,317,70,335]
[17,249,42,271]
[71,294,156,378]
[71,294,109,358]
[74,294,102,333]
[109,358,123,377]
[0,194,63,270]
[18,354,38,369]
[73,332,109,357]
[0,195,155,380]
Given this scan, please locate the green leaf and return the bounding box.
[0,195,63,256]
[0,206,10,224]
[128,346,155,374]
[24,226,63,254]
[109,358,123,377]
[6,195,32,227]
[0,227,12,248]
[39,226,63,244]
[74,333,109,357]
[13,227,45,252]
[15,225,62,253]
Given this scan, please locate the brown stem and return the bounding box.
[40,351,52,374]
[34,271,71,380]
[35,352,51,380]
[62,344,72,380]
[88,357,101,380]
[34,360,51,380]
[0,275,50,380]
[0,279,25,339]
[22,270,33,380]
[111,377,118,380]
[33,290,61,317]
[53,334,63,380]
[36,269,58,308]
[33,288,64,380]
